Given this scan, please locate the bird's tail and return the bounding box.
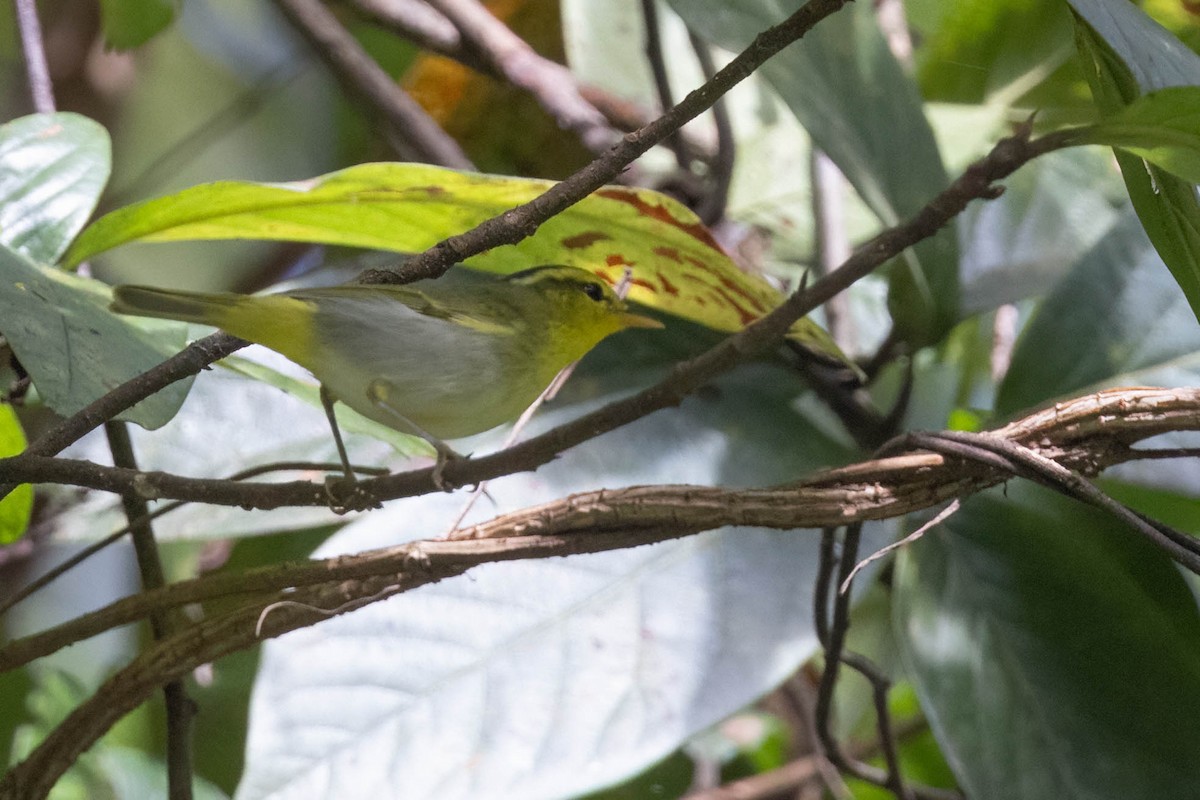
[110,285,242,328]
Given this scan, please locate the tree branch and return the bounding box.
[3,386,1198,674]
[272,0,473,167]
[422,0,619,153]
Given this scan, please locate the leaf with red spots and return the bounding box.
[66,163,846,362]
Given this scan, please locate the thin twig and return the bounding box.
[0,461,385,616]
[811,149,855,350]
[688,28,734,225]
[104,423,194,800]
[839,653,915,800]
[814,526,953,799]
[814,527,837,649]
[423,0,619,153]
[813,524,860,769]
[272,0,473,167]
[840,499,960,595]
[640,0,690,170]
[13,0,54,113]
[899,430,1200,574]
[350,0,463,54]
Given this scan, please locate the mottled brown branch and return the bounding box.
[3,386,1198,675]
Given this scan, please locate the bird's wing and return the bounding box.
[290,284,519,336]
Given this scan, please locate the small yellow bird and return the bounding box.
[111,265,662,481]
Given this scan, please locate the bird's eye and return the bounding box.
[582,282,605,302]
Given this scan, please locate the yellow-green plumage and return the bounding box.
[110,266,660,442]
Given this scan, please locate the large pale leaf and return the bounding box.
[667,0,957,346]
[0,113,110,265]
[63,163,842,357]
[236,352,894,800]
[1069,0,1200,322]
[895,485,1200,800]
[0,244,189,428]
[0,404,32,544]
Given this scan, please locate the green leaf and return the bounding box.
[915,0,1074,104]
[0,403,31,544]
[895,485,1200,800]
[997,211,1200,414]
[0,244,190,428]
[1069,0,1200,324]
[64,163,844,362]
[0,113,110,265]
[1071,87,1200,184]
[99,0,176,50]
[667,0,957,346]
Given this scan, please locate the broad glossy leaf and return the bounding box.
[1069,0,1200,321]
[0,404,32,544]
[1071,87,1200,184]
[237,354,895,800]
[895,485,1200,800]
[0,244,189,428]
[64,163,842,358]
[668,0,957,346]
[99,0,176,49]
[0,113,110,265]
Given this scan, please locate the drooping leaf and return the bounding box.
[895,485,1200,800]
[0,113,110,265]
[98,0,176,49]
[64,163,844,359]
[667,0,957,346]
[0,244,190,428]
[0,403,32,544]
[1069,0,1200,322]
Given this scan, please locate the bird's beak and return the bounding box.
[621,312,665,329]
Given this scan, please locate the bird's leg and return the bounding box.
[319,385,376,512]
[368,379,463,491]
[320,385,355,480]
